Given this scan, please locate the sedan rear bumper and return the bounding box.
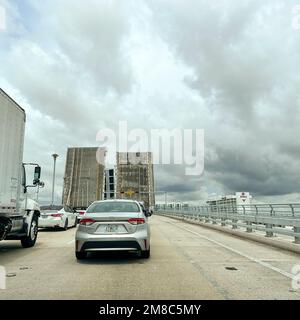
[80,240,142,252]
[76,228,149,252]
[39,218,63,228]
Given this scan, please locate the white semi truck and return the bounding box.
[0,89,43,248]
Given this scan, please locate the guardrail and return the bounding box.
[156,204,300,244]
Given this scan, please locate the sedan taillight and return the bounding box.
[51,213,63,218]
[79,218,95,226]
[128,218,145,225]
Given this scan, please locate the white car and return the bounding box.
[39,205,77,230]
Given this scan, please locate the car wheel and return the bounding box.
[140,247,150,259]
[76,251,87,260]
[21,215,38,248]
[63,219,68,231]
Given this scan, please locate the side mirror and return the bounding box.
[33,166,41,185]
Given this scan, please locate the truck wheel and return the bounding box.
[21,216,38,248]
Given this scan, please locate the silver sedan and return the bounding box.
[75,200,151,260]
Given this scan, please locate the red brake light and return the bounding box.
[79,218,95,226]
[51,213,63,218]
[128,218,145,225]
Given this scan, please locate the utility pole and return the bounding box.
[87,168,91,207]
[86,180,89,208]
[164,192,167,208]
[51,154,59,206]
[139,166,141,202]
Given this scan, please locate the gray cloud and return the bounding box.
[206,146,300,196]
[145,0,300,200]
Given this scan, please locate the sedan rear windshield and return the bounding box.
[86,202,140,213]
[41,205,63,211]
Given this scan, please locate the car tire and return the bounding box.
[76,251,87,260]
[141,247,150,259]
[63,219,68,231]
[21,215,38,248]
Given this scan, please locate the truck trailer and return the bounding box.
[0,89,43,248]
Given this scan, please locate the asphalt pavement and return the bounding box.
[0,215,299,300]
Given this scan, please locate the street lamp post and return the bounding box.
[164,192,168,208]
[51,154,59,206]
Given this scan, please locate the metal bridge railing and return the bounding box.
[156,204,300,244]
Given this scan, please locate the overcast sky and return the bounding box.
[1,0,300,204]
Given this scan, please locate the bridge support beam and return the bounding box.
[246,222,253,233]
[232,219,238,229]
[265,224,273,237]
[221,218,226,227]
[294,227,300,244]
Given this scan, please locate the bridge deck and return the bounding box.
[0,215,299,300]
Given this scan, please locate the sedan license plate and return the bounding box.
[106,225,119,232]
[97,224,126,233]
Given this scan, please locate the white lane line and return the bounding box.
[169,221,294,280]
[67,240,75,245]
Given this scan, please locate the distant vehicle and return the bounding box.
[39,205,77,230]
[75,199,152,260]
[0,89,43,248]
[139,201,154,216]
[75,207,87,222]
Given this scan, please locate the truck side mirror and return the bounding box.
[33,166,41,185]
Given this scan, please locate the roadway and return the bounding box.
[0,215,300,300]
